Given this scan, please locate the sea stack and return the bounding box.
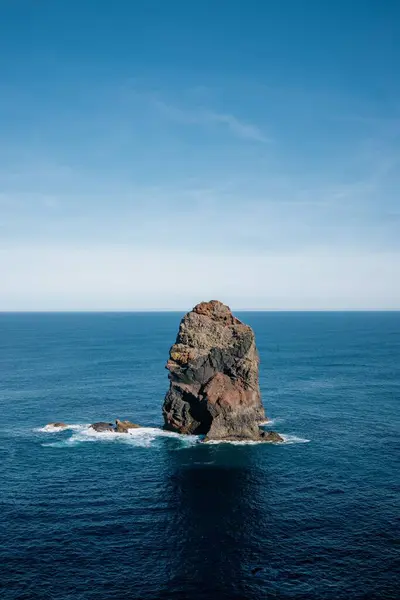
[162,300,282,442]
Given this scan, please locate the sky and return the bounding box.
[0,0,399,310]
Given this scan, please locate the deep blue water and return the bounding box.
[0,312,399,600]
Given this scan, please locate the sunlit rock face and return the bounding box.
[162,300,281,442]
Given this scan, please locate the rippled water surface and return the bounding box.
[0,312,399,599]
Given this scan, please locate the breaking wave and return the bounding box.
[259,417,285,426]
[206,433,310,446]
[36,425,309,448]
[280,434,310,444]
[38,424,200,449]
[35,423,87,433]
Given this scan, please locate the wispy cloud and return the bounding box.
[152,98,269,143]
[208,111,269,142]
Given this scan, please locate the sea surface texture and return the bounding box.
[0,312,399,600]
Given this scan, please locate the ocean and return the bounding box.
[0,311,399,600]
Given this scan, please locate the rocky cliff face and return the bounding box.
[162,300,281,441]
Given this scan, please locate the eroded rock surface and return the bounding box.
[162,300,281,441]
[89,420,141,433]
[260,430,284,443]
[90,422,115,432]
[115,419,141,433]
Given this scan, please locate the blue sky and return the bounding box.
[0,0,399,310]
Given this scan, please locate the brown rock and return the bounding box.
[115,419,141,433]
[90,422,115,432]
[259,430,284,443]
[162,300,279,441]
[47,422,67,428]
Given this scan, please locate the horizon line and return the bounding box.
[0,308,399,314]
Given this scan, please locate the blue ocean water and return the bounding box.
[0,312,399,600]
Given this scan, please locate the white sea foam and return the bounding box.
[37,424,309,448]
[280,434,310,444]
[205,433,310,446]
[40,425,200,449]
[36,423,88,433]
[74,426,200,448]
[259,417,284,426]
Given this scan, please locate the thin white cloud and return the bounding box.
[152,98,269,142]
[1,81,399,312]
[205,111,268,142]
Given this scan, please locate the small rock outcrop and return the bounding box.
[46,422,67,428]
[90,420,141,433]
[115,419,140,433]
[90,422,115,432]
[162,300,282,442]
[260,430,283,442]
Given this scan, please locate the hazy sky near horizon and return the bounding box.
[1,0,399,310]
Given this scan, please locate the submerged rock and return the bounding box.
[90,422,115,432]
[162,300,282,442]
[46,422,67,428]
[115,419,141,433]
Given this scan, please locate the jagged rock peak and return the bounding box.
[191,300,242,325]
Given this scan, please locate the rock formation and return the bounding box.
[115,419,141,433]
[162,300,283,442]
[90,422,115,432]
[259,430,283,442]
[89,420,141,433]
